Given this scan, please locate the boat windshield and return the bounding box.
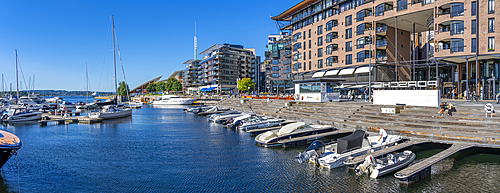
[6,109,16,116]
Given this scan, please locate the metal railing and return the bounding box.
[376,40,388,48]
[376,26,387,34]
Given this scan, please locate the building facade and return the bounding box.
[264,33,294,94]
[272,0,499,99]
[195,44,257,94]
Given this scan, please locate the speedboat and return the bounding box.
[296,130,402,169]
[356,151,415,178]
[1,106,43,122]
[237,118,286,131]
[45,96,63,103]
[152,95,194,105]
[255,122,335,147]
[224,114,254,128]
[89,105,132,120]
[59,101,77,109]
[0,130,22,168]
[207,111,242,123]
[184,105,209,113]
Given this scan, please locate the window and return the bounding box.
[318,59,323,68]
[450,21,464,35]
[272,73,279,78]
[471,1,477,16]
[272,60,279,64]
[346,28,352,39]
[326,56,337,66]
[397,0,407,11]
[471,20,476,34]
[450,38,464,53]
[309,61,311,70]
[489,0,495,14]
[318,25,323,35]
[309,40,311,48]
[346,41,352,52]
[272,66,279,71]
[304,62,306,70]
[326,21,333,31]
[318,37,323,46]
[345,15,352,26]
[309,51,311,59]
[303,31,306,39]
[357,52,366,62]
[326,44,334,55]
[326,33,332,43]
[357,38,366,49]
[357,24,365,35]
[357,10,365,22]
[293,32,302,42]
[450,3,464,17]
[376,3,392,16]
[309,29,311,38]
[471,38,476,53]
[293,43,302,51]
[489,18,495,33]
[318,48,323,57]
[346,54,352,65]
[303,52,306,60]
[489,37,495,51]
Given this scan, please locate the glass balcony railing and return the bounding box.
[376,26,387,34]
[376,40,388,48]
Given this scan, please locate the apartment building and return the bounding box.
[272,0,499,99]
[264,33,294,94]
[196,44,257,94]
[182,59,201,94]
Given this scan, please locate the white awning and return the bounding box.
[312,71,326,78]
[355,66,373,74]
[348,84,368,88]
[324,69,339,76]
[338,68,355,75]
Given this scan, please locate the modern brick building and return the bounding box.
[272,0,499,99]
[264,33,294,94]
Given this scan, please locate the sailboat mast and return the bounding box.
[33,74,35,94]
[86,63,89,103]
[112,14,118,103]
[15,49,19,103]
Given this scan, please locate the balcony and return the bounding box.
[376,40,388,49]
[283,70,292,74]
[451,46,464,53]
[375,3,393,17]
[376,56,388,63]
[376,26,387,36]
[283,60,292,65]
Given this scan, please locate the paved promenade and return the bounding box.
[217,97,500,147]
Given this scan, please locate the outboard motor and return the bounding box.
[296,140,326,164]
[355,155,375,176]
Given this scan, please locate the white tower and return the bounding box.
[194,23,197,60]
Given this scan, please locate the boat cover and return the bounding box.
[306,140,326,152]
[278,122,306,136]
[336,130,365,154]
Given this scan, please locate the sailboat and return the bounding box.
[90,15,132,120]
[1,50,42,123]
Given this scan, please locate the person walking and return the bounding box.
[452,89,455,100]
[347,90,352,101]
[364,88,369,102]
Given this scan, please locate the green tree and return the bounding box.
[237,78,255,92]
[165,77,178,91]
[117,81,130,96]
[156,82,166,93]
[146,82,157,93]
[172,81,182,92]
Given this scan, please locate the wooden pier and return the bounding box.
[394,143,475,185]
[279,130,353,147]
[39,115,102,126]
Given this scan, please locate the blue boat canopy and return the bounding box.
[206,87,216,91]
[200,88,207,91]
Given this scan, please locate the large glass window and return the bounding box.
[326,44,336,55]
[293,32,302,42]
[299,83,321,93]
[375,3,392,16]
[397,0,407,11]
[471,20,476,34]
[326,21,332,31]
[450,21,464,35]
[272,60,279,64]
[318,59,323,68]
[357,24,365,35]
[489,0,495,14]
[318,48,323,57]
[357,37,366,49]
[450,38,464,53]
[346,41,352,52]
[357,52,366,62]
[489,18,495,33]
[318,36,323,46]
[318,25,323,35]
[489,37,495,51]
[346,28,352,39]
[345,15,352,26]
[272,66,279,71]
[471,1,477,16]
[471,38,476,53]
[346,54,352,65]
[326,56,337,66]
[326,33,332,43]
[356,10,365,22]
[450,3,464,17]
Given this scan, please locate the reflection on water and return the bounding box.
[151,104,192,109]
[0,107,499,192]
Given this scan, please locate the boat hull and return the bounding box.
[4,112,43,122]
[90,108,132,120]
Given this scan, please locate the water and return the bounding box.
[1,100,500,192]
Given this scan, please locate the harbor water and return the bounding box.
[1,96,500,192]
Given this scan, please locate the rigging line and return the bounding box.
[16,57,29,93]
[114,29,130,100]
[98,17,113,92]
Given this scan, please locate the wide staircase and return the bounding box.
[217,98,500,145]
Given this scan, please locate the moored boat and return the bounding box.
[355,151,416,178]
[152,95,195,105]
[1,106,43,123]
[89,105,132,120]
[0,130,22,168]
[255,122,335,147]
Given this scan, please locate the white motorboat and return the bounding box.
[356,151,416,178]
[237,118,286,131]
[224,114,254,128]
[207,111,242,123]
[1,106,43,122]
[45,96,63,103]
[184,105,212,113]
[59,101,77,109]
[255,122,335,147]
[152,95,195,105]
[296,130,402,169]
[89,105,132,120]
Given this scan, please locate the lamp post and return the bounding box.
[368,32,372,101]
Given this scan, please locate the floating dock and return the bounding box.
[39,115,102,126]
[394,143,475,185]
[279,129,353,148]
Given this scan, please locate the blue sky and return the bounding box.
[0,0,298,91]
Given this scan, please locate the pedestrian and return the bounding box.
[496,89,500,104]
[347,90,352,101]
[472,90,477,101]
[364,88,369,102]
[452,90,455,100]
[377,126,387,143]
